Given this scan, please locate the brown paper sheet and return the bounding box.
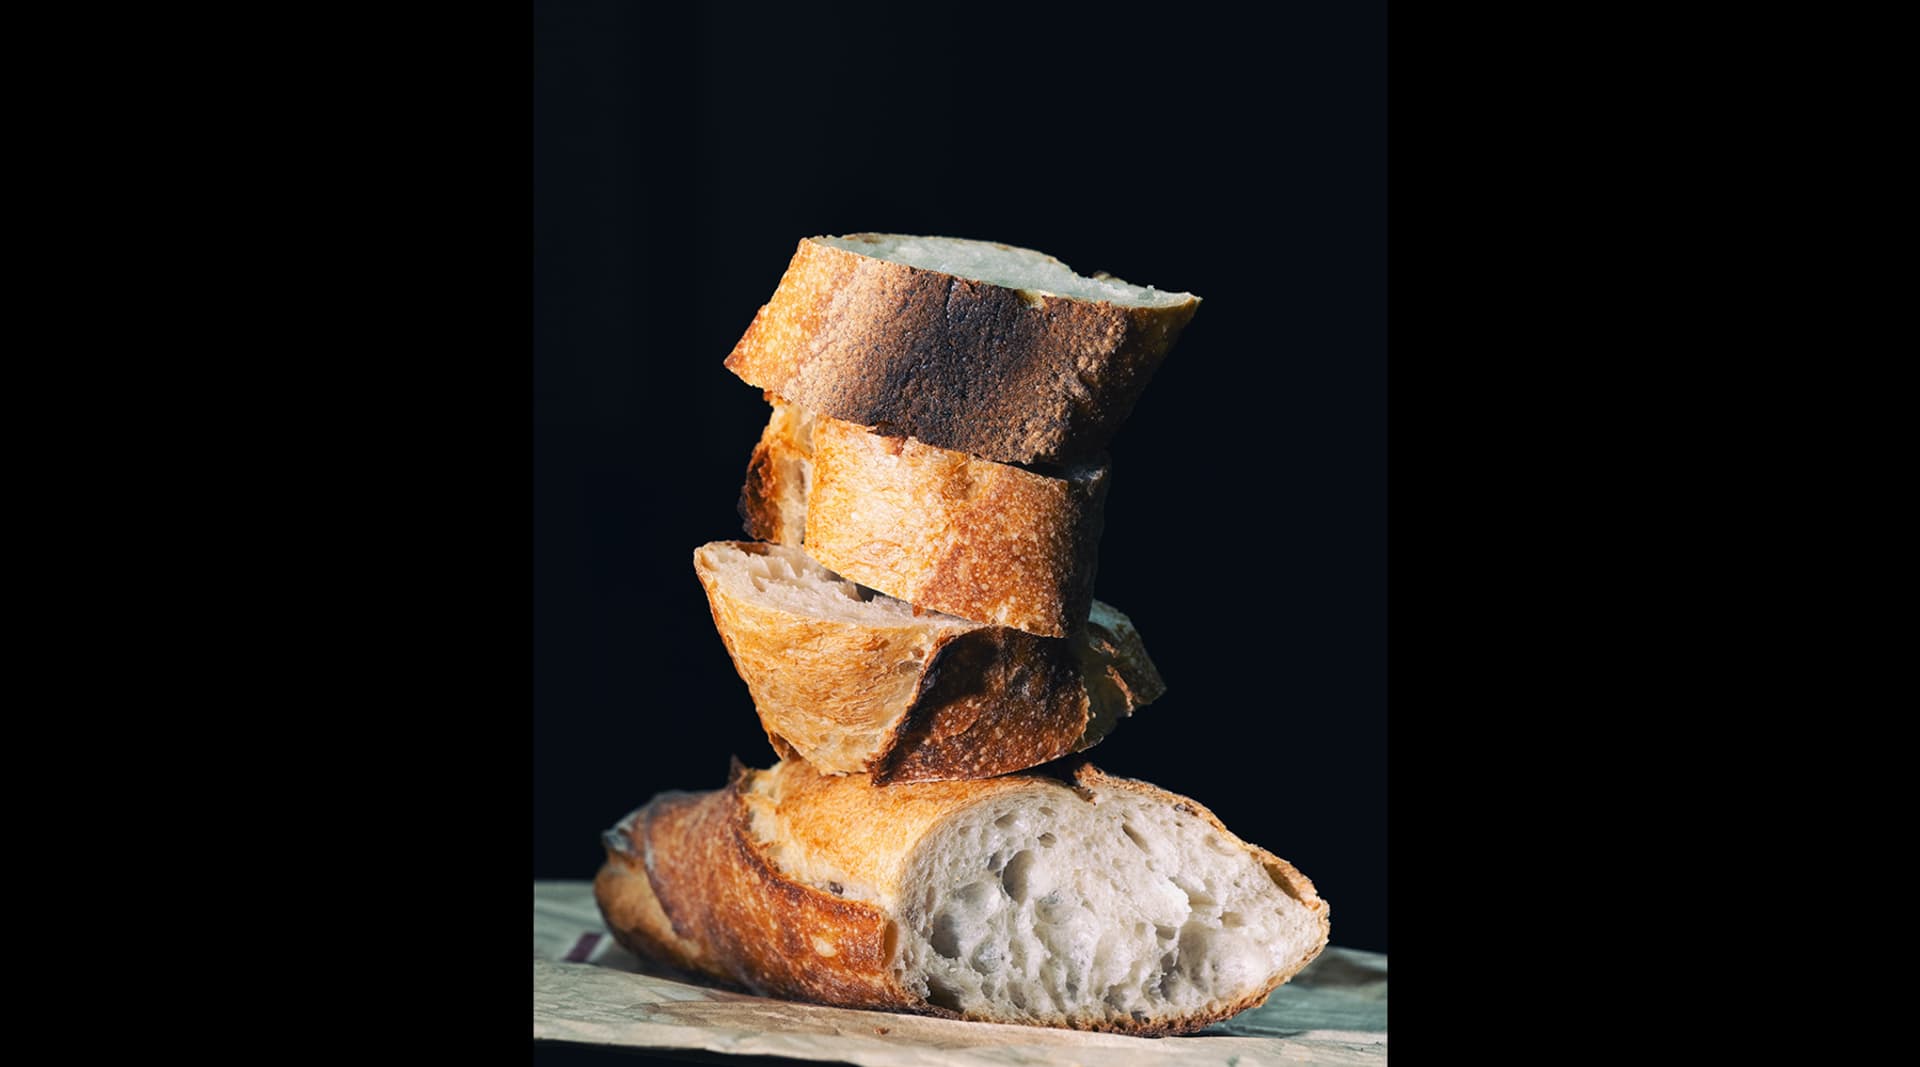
[534,880,1386,1065]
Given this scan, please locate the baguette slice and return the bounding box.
[724,234,1200,466]
[695,540,1162,783]
[741,402,1107,638]
[596,759,1328,1035]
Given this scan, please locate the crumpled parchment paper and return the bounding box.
[534,880,1386,1066]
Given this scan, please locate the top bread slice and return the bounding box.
[724,234,1200,466]
[594,759,1329,1036]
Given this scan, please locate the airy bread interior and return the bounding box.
[819,234,1194,309]
[895,794,1320,1026]
[705,539,967,632]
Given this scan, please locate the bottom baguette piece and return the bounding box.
[595,759,1329,1035]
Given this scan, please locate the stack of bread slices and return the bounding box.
[595,234,1330,1035]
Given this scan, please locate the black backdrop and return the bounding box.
[534,1,1387,953]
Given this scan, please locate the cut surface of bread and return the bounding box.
[724,234,1200,466]
[595,760,1328,1035]
[741,402,1107,638]
[816,235,1192,308]
[694,540,1161,782]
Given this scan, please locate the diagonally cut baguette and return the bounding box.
[724,234,1200,466]
[595,759,1329,1035]
[740,401,1107,638]
[694,540,1162,783]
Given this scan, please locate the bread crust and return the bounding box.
[723,235,1199,466]
[596,764,904,1008]
[798,415,1107,638]
[593,760,1329,1036]
[693,541,1161,783]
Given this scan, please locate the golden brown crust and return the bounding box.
[594,761,1330,1037]
[593,796,713,979]
[694,542,1159,782]
[738,402,1106,638]
[695,541,961,776]
[596,764,907,1009]
[743,759,1039,898]
[724,236,1199,466]
[804,416,1107,638]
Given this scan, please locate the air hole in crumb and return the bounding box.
[1122,823,1150,851]
[1001,849,1037,902]
[1174,877,1216,907]
[926,976,964,1012]
[1221,912,1246,928]
[953,880,995,909]
[1038,832,1057,848]
[930,911,963,958]
[1039,807,1056,818]
[1036,889,1072,925]
[995,813,1016,829]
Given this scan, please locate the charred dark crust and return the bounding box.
[871,627,1088,784]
